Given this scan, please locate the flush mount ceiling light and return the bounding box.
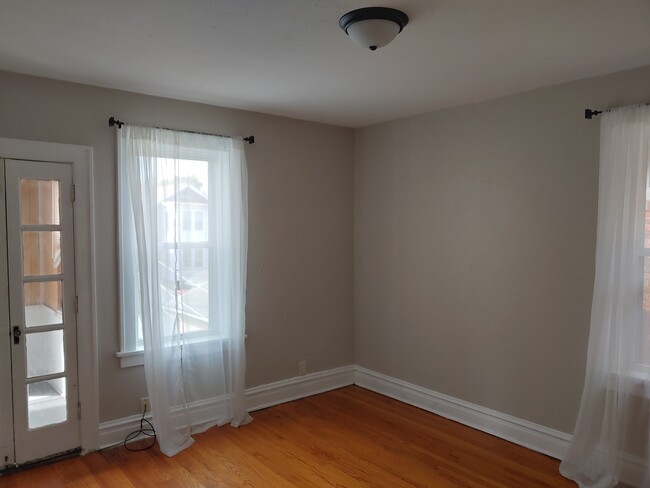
[339,7,409,51]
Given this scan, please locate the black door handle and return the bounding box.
[13,326,21,345]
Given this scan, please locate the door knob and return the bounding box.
[12,326,21,345]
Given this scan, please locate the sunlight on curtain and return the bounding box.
[560,105,650,488]
[118,125,251,456]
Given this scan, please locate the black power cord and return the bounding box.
[124,407,156,451]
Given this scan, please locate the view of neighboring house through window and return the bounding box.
[123,157,214,351]
[156,160,211,343]
[182,210,192,231]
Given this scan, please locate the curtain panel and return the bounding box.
[118,125,251,456]
[561,106,650,488]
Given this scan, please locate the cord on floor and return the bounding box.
[124,407,156,451]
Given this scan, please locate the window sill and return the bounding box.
[608,369,650,398]
[116,334,248,368]
[115,350,144,368]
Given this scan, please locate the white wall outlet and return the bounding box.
[140,397,150,414]
[298,360,307,375]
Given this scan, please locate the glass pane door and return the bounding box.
[5,159,80,464]
[21,178,67,428]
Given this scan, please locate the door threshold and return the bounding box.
[0,447,81,476]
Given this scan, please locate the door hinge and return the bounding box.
[74,296,79,314]
[71,184,76,202]
[78,401,81,420]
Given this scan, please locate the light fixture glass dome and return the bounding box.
[339,7,409,51]
[346,19,401,51]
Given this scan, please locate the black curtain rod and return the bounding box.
[585,103,650,120]
[108,117,255,144]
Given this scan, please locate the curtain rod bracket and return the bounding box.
[108,116,124,128]
[585,109,603,120]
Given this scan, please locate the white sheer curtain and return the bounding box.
[118,125,251,457]
[561,105,650,488]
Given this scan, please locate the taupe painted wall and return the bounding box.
[4,62,650,434]
[354,65,650,434]
[0,70,355,422]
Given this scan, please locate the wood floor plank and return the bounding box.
[291,394,506,488]
[0,386,575,487]
[317,388,569,487]
[80,452,136,488]
[190,430,296,487]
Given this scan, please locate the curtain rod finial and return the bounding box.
[244,135,255,144]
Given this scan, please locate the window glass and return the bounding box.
[182,210,192,231]
[119,133,235,354]
[152,159,211,342]
[641,183,650,366]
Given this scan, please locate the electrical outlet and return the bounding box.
[298,360,307,375]
[140,397,150,413]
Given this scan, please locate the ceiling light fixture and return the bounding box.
[339,7,409,51]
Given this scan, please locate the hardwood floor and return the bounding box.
[0,386,575,487]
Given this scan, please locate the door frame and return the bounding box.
[0,137,98,454]
[0,160,12,467]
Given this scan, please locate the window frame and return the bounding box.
[636,181,650,375]
[117,137,229,366]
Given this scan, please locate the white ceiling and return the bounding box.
[2,0,650,127]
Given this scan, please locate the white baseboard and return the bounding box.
[99,412,152,450]
[98,365,355,449]
[355,366,571,461]
[98,364,650,486]
[354,367,642,486]
[99,363,570,462]
[246,365,356,412]
[98,363,650,485]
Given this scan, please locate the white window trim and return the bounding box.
[117,138,245,367]
[116,334,247,368]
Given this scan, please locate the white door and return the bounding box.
[0,159,80,466]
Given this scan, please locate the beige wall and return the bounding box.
[4,62,650,435]
[0,70,355,422]
[354,65,650,434]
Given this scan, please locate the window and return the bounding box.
[117,125,249,452]
[640,180,650,367]
[118,128,239,354]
